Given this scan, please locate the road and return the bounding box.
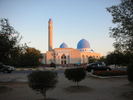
[0,69,65,83]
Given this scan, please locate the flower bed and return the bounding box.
[93,70,127,76]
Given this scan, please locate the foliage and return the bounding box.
[50,62,56,68]
[64,68,86,87]
[105,51,133,66]
[93,70,127,76]
[124,51,133,65]
[88,57,98,63]
[127,63,133,82]
[28,71,58,99]
[105,51,125,66]
[107,0,133,52]
[0,18,41,67]
[17,47,41,67]
[88,56,105,64]
[0,18,22,64]
[97,56,106,63]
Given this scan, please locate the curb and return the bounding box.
[88,73,127,79]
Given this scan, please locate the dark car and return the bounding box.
[0,63,15,73]
[86,62,111,72]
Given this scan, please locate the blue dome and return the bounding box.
[77,39,90,49]
[59,42,68,48]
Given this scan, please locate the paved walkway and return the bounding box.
[0,73,133,100]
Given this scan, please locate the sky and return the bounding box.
[0,0,120,56]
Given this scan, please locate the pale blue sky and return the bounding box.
[0,0,120,55]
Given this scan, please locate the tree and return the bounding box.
[124,51,133,65]
[105,51,125,66]
[0,18,22,64]
[88,57,98,63]
[127,63,133,82]
[18,47,41,67]
[97,56,106,63]
[64,68,86,87]
[28,71,58,99]
[0,18,41,67]
[50,62,56,68]
[107,0,133,52]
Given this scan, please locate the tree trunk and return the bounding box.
[76,82,79,88]
[41,89,46,99]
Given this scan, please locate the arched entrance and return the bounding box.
[61,54,67,64]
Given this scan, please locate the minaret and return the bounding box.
[48,18,53,51]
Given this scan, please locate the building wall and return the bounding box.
[80,52,101,63]
[70,49,81,64]
[44,48,101,64]
[45,48,81,64]
[45,51,53,64]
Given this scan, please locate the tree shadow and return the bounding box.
[64,85,93,93]
[122,91,133,100]
[37,98,57,100]
[0,86,12,94]
[121,83,133,100]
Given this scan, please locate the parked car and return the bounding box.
[86,62,111,72]
[0,62,15,73]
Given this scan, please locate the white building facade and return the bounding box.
[42,19,101,65]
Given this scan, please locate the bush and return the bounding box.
[93,70,127,76]
[64,68,86,87]
[50,62,56,68]
[127,63,133,82]
[28,71,58,99]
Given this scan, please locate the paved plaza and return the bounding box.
[0,70,133,100]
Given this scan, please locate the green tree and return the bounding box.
[107,0,133,52]
[28,71,58,99]
[105,51,125,66]
[18,47,41,67]
[97,56,106,63]
[124,51,133,65]
[64,68,86,87]
[0,18,22,64]
[88,57,98,63]
[127,63,133,82]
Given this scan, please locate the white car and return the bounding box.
[0,63,15,73]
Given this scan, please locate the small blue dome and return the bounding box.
[59,42,68,48]
[77,39,90,49]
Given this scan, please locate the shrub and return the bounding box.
[50,62,56,68]
[64,68,86,87]
[127,63,133,82]
[28,71,58,99]
[93,70,127,76]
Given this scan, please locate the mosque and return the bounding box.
[42,19,101,65]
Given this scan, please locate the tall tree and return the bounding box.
[107,0,133,52]
[0,18,22,64]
